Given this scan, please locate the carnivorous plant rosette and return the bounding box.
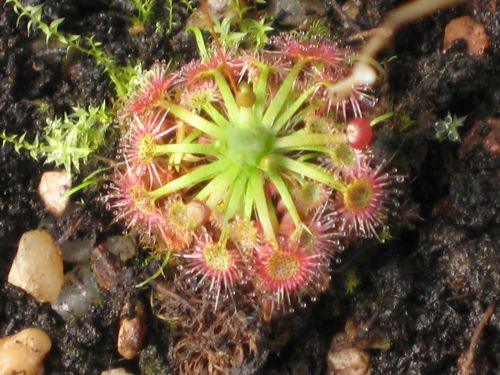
[107,34,403,316]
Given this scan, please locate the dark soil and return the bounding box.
[0,0,498,374]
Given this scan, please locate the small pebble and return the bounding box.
[8,230,64,303]
[444,16,490,56]
[268,0,325,28]
[101,368,134,375]
[117,301,147,360]
[51,265,99,320]
[0,327,52,375]
[90,244,122,291]
[327,347,371,375]
[38,170,72,217]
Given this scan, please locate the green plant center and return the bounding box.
[267,251,301,281]
[224,125,275,167]
[343,178,373,212]
[203,243,232,272]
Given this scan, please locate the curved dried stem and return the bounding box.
[328,0,466,100]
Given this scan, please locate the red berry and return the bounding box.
[346,118,373,149]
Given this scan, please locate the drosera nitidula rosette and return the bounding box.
[105,32,405,317]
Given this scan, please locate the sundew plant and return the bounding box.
[107,26,404,316]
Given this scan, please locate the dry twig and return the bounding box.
[458,304,496,375]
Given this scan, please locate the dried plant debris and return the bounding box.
[152,279,268,375]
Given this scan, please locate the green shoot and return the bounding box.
[131,0,156,26]
[6,0,140,99]
[370,111,394,127]
[0,102,112,174]
[68,166,112,196]
[434,112,467,142]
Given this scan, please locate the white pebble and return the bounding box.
[51,265,99,320]
[0,327,52,375]
[101,368,134,375]
[38,170,71,217]
[327,347,371,375]
[8,230,64,303]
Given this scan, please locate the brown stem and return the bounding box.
[92,155,117,166]
[327,0,466,101]
[458,304,496,375]
[151,280,197,314]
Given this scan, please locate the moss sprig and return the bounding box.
[0,102,112,173]
[5,0,140,99]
